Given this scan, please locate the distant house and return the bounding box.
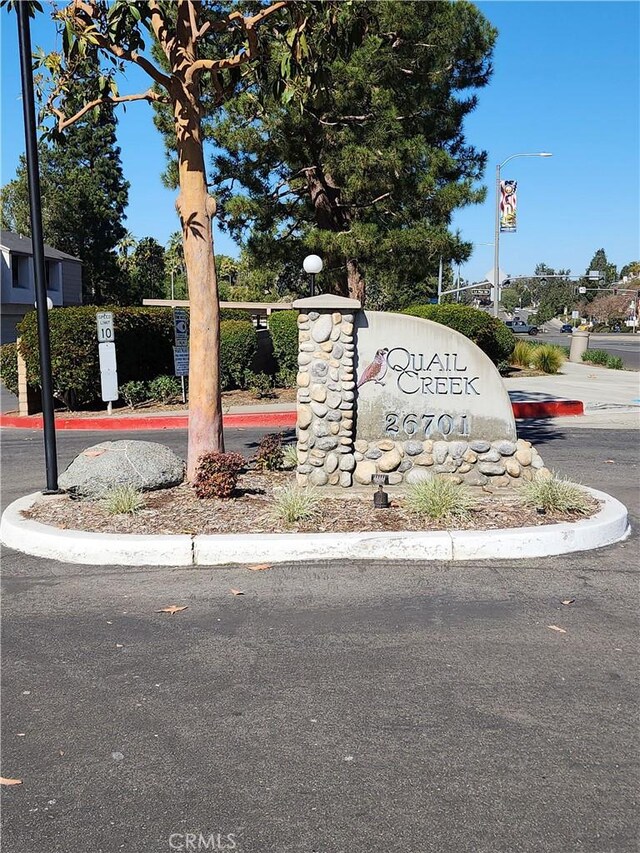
[0,230,83,344]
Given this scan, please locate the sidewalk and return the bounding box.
[1,361,638,431]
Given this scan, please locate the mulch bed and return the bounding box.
[24,470,599,537]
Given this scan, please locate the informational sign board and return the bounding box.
[98,341,119,401]
[173,308,189,346]
[96,311,115,343]
[173,346,189,376]
[571,310,580,319]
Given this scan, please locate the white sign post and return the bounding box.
[173,308,189,402]
[96,312,118,413]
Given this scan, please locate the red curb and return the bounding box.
[0,411,297,431]
[1,401,583,430]
[512,400,584,418]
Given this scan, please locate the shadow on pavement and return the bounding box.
[517,418,568,445]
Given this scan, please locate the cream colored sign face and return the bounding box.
[355,311,516,442]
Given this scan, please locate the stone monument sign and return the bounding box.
[292,296,544,489]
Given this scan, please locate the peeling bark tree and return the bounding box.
[33,0,288,479]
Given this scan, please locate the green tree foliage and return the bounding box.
[0,49,130,304]
[130,236,166,302]
[206,0,496,308]
[583,249,617,291]
[403,303,515,365]
[619,261,640,282]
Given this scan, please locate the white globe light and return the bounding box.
[34,297,54,310]
[303,254,323,275]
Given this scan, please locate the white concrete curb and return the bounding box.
[0,488,630,567]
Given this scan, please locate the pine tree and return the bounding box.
[210,0,497,307]
[1,49,130,304]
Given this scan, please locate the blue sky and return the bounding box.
[1,1,638,284]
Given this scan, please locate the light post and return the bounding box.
[303,254,323,297]
[493,152,552,318]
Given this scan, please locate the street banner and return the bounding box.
[500,180,517,232]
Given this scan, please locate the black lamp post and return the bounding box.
[303,254,323,297]
[17,2,59,492]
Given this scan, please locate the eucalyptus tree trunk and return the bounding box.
[173,91,224,480]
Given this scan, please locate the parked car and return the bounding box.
[560,323,573,333]
[505,319,539,336]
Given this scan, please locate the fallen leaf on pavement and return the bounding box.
[156,605,188,616]
[561,599,576,606]
[547,625,567,634]
[247,563,271,572]
[230,589,245,596]
[605,459,615,464]
[1,777,23,786]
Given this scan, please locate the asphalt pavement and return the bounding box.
[1,423,639,853]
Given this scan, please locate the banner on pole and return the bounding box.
[500,180,517,232]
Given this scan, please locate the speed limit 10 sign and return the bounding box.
[96,311,115,343]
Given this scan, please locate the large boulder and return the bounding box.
[58,440,185,497]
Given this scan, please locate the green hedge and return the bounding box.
[0,343,19,396]
[16,306,257,408]
[268,310,298,375]
[402,304,515,365]
[219,320,257,390]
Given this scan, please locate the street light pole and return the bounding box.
[17,2,59,492]
[493,152,552,318]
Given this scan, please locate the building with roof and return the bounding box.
[1,230,83,344]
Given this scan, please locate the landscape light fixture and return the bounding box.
[493,152,552,318]
[303,254,323,297]
[372,473,390,509]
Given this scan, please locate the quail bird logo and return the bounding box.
[357,347,389,388]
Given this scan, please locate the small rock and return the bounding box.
[478,449,501,463]
[377,439,395,451]
[478,461,506,476]
[316,436,339,451]
[355,440,368,453]
[463,449,478,464]
[495,440,517,456]
[463,469,488,486]
[535,467,553,481]
[308,311,320,320]
[433,441,448,464]
[448,441,468,459]
[378,448,402,472]
[328,471,340,485]
[404,440,424,456]
[413,453,434,466]
[398,460,413,473]
[354,460,377,485]
[310,361,329,378]
[339,454,356,472]
[297,372,310,387]
[326,410,342,422]
[310,401,328,418]
[505,458,521,477]
[339,471,352,488]
[365,448,383,460]
[311,384,327,403]
[515,448,532,466]
[387,472,403,485]
[309,468,329,486]
[470,440,491,453]
[405,467,433,485]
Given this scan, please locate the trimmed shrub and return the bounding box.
[253,433,284,471]
[582,349,609,366]
[269,310,298,377]
[0,343,19,396]
[511,339,536,368]
[402,304,515,365]
[518,475,591,515]
[148,375,182,403]
[102,484,145,515]
[193,451,246,499]
[220,320,258,391]
[531,344,565,374]
[120,380,149,408]
[269,485,321,525]
[281,444,298,470]
[405,477,476,523]
[17,306,175,408]
[607,356,624,370]
[16,307,258,406]
[244,370,275,399]
[220,308,253,322]
[275,367,297,388]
